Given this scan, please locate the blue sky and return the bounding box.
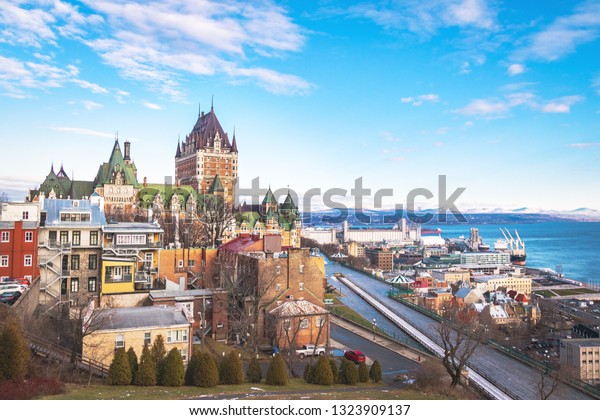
[0,0,599,212]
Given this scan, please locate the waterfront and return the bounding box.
[438,222,600,288]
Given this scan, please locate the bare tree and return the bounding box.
[197,195,234,248]
[219,256,281,352]
[0,191,9,202]
[436,307,485,387]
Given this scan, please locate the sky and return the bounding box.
[0,0,599,212]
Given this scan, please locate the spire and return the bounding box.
[198,103,201,117]
[49,162,55,175]
[175,139,181,158]
[231,127,238,153]
[211,94,214,112]
[208,174,224,194]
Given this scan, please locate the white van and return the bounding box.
[0,284,26,294]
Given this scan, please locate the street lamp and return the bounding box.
[544,349,550,374]
[372,318,377,340]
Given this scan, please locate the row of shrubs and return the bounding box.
[107,334,290,387]
[304,357,382,385]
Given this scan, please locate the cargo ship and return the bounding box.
[499,228,526,266]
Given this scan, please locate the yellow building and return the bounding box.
[101,222,164,297]
[560,338,600,385]
[471,274,532,297]
[82,306,192,366]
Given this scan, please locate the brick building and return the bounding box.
[0,202,40,282]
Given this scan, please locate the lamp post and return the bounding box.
[372,318,377,340]
[544,349,550,374]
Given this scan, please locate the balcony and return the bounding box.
[104,274,133,283]
[42,241,72,251]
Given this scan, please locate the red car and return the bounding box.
[344,350,366,364]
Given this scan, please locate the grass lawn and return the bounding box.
[534,290,557,298]
[42,378,401,400]
[552,288,597,296]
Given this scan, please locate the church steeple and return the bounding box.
[175,139,181,158]
[231,128,238,153]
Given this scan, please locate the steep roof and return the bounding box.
[191,106,232,149]
[269,299,329,317]
[280,191,297,210]
[262,187,277,204]
[93,306,190,331]
[94,139,139,187]
[208,174,224,193]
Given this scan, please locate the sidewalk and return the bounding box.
[330,316,427,364]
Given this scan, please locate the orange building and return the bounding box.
[159,247,219,289]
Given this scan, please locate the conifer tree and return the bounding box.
[246,355,262,383]
[219,350,244,385]
[0,319,29,381]
[108,347,132,385]
[151,334,167,384]
[358,361,369,383]
[193,352,219,387]
[328,357,339,384]
[339,359,358,385]
[370,360,383,383]
[127,347,138,382]
[135,345,157,386]
[162,348,185,387]
[312,356,334,385]
[265,354,288,386]
[185,351,200,386]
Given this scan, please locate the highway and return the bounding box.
[326,261,594,400]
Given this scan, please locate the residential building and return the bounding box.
[175,104,239,206]
[149,289,228,343]
[471,274,532,297]
[269,298,330,350]
[158,247,219,290]
[82,306,192,366]
[460,252,511,266]
[365,248,394,271]
[37,196,104,311]
[559,338,600,385]
[432,268,470,284]
[100,221,164,299]
[0,202,40,282]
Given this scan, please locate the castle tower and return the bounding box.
[175,102,238,206]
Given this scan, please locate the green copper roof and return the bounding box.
[94,140,139,188]
[262,187,277,204]
[208,174,224,193]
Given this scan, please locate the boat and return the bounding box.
[499,228,526,266]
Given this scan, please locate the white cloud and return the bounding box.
[507,63,525,76]
[143,101,162,110]
[81,100,103,111]
[51,126,114,138]
[456,93,583,117]
[566,142,600,149]
[446,0,495,29]
[541,95,583,113]
[517,2,600,61]
[401,93,439,106]
[460,61,471,74]
[73,79,109,94]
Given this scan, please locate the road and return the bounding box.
[326,260,594,400]
[331,324,420,385]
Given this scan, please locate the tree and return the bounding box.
[127,347,138,382]
[339,359,358,385]
[219,351,244,385]
[135,345,157,386]
[358,362,369,383]
[162,348,185,387]
[107,348,132,385]
[436,308,483,387]
[197,195,235,248]
[185,351,200,386]
[369,360,382,383]
[0,192,9,203]
[0,319,30,380]
[246,355,262,383]
[193,352,219,387]
[266,354,288,386]
[312,356,334,385]
[328,358,339,384]
[151,334,167,384]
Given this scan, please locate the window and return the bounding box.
[167,329,188,343]
[1,231,9,242]
[88,277,97,292]
[88,254,97,270]
[1,255,8,267]
[115,334,124,348]
[276,265,281,275]
[145,253,153,268]
[299,264,304,274]
[90,231,98,246]
[180,348,187,361]
[60,231,68,243]
[25,231,33,242]
[178,260,184,268]
[116,234,146,245]
[144,332,151,346]
[70,278,79,293]
[283,319,291,330]
[188,259,195,267]
[71,255,80,270]
[299,282,304,291]
[316,316,326,327]
[24,255,32,267]
[275,283,281,291]
[72,231,81,246]
[22,211,29,220]
[299,318,309,329]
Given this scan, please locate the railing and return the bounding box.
[104,274,133,283]
[41,241,72,251]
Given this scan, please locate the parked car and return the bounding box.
[0,290,22,306]
[0,277,30,286]
[0,284,26,294]
[295,344,326,359]
[344,350,366,364]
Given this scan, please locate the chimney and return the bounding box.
[124,140,131,163]
[143,176,147,188]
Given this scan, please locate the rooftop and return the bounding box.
[92,306,190,331]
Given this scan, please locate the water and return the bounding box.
[437,222,600,287]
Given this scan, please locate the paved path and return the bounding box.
[327,262,595,400]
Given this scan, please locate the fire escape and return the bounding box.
[38,240,72,316]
